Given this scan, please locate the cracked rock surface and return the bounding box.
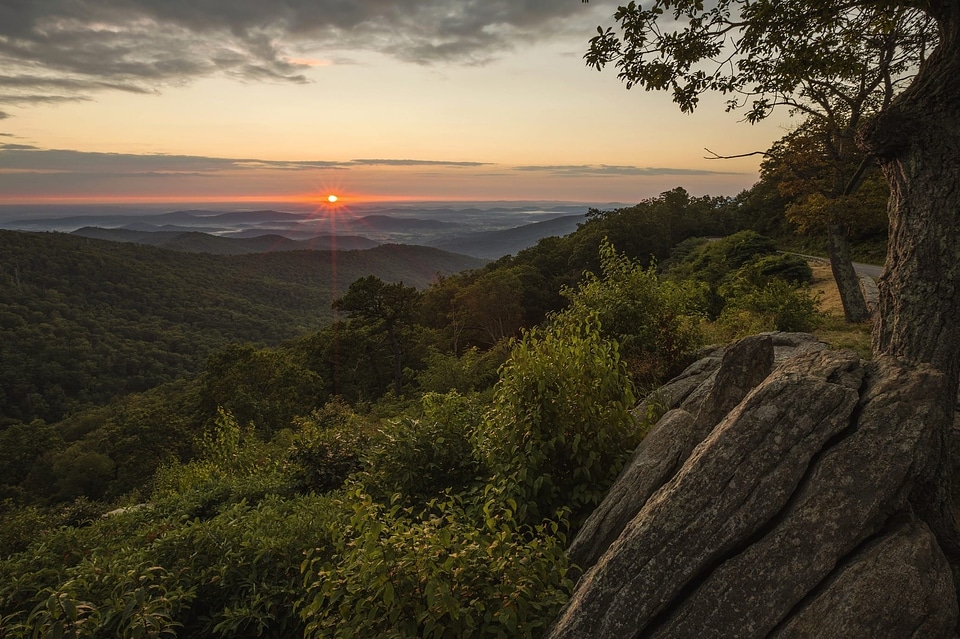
[552,333,958,639]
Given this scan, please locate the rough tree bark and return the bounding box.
[864,1,960,397]
[859,0,960,567]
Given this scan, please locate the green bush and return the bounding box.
[416,346,507,395]
[359,392,484,506]
[478,312,638,527]
[152,409,290,519]
[286,399,370,494]
[669,230,778,287]
[559,239,706,385]
[0,421,342,639]
[198,344,327,437]
[300,488,572,639]
[715,278,821,338]
[735,253,813,287]
[147,494,337,638]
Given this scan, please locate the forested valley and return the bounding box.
[0,155,887,637]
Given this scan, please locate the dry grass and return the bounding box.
[807,260,873,359]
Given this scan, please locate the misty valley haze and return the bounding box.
[0,201,606,260]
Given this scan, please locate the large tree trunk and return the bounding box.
[827,222,871,322]
[859,8,960,570]
[865,5,960,396]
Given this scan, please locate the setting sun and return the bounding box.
[327,194,338,203]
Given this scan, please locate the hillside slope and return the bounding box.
[0,231,483,424]
[431,214,586,259]
[71,227,380,254]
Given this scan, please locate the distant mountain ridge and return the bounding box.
[72,227,379,254]
[7,203,595,258]
[431,214,586,259]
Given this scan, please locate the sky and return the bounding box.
[0,0,793,206]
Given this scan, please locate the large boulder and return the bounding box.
[569,333,828,571]
[550,334,958,638]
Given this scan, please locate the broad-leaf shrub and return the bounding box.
[0,494,339,638]
[478,312,638,528]
[0,440,340,639]
[669,230,778,287]
[716,278,821,338]
[300,488,572,639]
[152,409,289,518]
[560,239,706,383]
[416,346,507,395]
[668,231,821,339]
[735,253,813,286]
[286,398,369,494]
[359,392,484,506]
[198,344,327,437]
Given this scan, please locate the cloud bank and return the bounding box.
[513,164,745,177]
[0,148,495,174]
[0,147,747,201]
[0,0,614,108]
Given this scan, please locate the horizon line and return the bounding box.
[0,195,623,207]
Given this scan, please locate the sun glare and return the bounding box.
[327,194,338,203]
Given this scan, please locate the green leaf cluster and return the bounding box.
[479,312,639,528]
[301,489,572,639]
[560,239,706,384]
[0,429,340,637]
[668,231,820,339]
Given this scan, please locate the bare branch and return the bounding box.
[703,148,771,160]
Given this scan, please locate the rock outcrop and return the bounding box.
[551,332,959,639]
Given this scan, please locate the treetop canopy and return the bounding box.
[585,0,935,124]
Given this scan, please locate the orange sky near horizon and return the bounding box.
[0,1,793,208]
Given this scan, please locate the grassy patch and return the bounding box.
[807,261,873,359]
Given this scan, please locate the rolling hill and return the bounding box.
[0,230,484,424]
[71,227,380,254]
[430,214,586,259]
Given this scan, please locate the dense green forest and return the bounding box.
[0,162,884,636]
[0,232,483,425]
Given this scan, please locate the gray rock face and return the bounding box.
[772,517,956,639]
[570,334,777,571]
[569,332,830,572]
[550,335,959,639]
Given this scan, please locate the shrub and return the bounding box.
[359,392,484,506]
[300,488,572,639]
[715,278,821,339]
[416,346,507,395]
[286,398,370,494]
[1,478,339,639]
[152,409,289,519]
[559,239,706,385]
[669,230,778,287]
[477,312,638,527]
[735,253,813,287]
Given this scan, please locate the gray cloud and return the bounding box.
[0,111,9,119]
[0,74,154,94]
[350,158,490,167]
[2,149,735,183]
[0,147,490,175]
[512,164,744,177]
[0,1,613,105]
